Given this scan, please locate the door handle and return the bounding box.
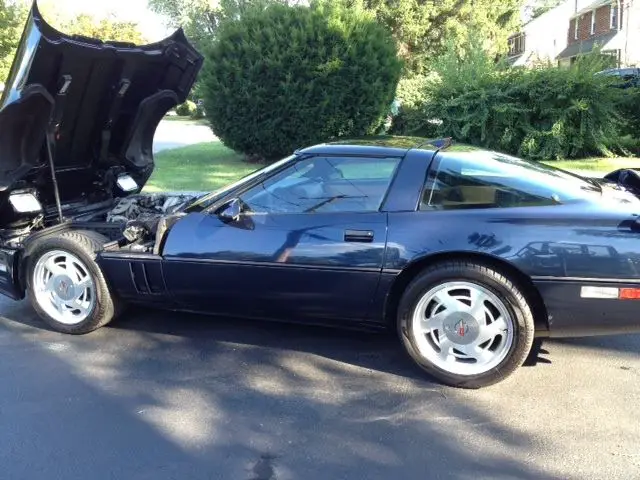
[344,229,374,243]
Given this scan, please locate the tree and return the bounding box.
[317,0,523,74]
[151,0,523,74]
[0,0,26,83]
[526,0,563,21]
[1,5,147,84]
[51,13,147,45]
[148,0,300,48]
[200,2,402,160]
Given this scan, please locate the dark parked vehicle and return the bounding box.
[3,5,640,388]
[596,67,640,88]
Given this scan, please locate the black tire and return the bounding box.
[25,230,121,334]
[397,261,535,389]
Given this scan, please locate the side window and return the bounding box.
[420,151,598,211]
[240,156,400,214]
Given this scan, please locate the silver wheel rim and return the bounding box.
[32,250,96,325]
[411,281,515,376]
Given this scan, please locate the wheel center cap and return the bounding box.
[53,275,75,301]
[442,312,479,345]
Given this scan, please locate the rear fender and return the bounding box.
[380,251,550,334]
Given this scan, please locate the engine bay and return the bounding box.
[99,192,203,253]
[0,191,205,254]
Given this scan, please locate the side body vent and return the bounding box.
[97,253,170,302]
[129,261,165,294]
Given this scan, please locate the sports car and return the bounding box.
[2,5,640,388]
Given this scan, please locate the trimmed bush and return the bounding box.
[395,41,629,160]
[176,100,197,117]
[199,3,402,161]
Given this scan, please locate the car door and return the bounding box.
[162,154,402,325]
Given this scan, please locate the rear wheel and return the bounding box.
[398,261,535,388]
[26,230,121,334]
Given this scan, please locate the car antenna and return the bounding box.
[46,75,72,224]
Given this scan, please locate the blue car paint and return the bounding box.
[94,143,640,337]
[161,211,388,325]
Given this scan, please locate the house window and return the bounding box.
[574,17,579,39]
[591,11,596,35]
[611,3,619,29]
[508,33,526,56]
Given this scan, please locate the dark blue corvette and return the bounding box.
[2,5,640,388]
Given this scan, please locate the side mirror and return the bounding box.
[218,198,242,222]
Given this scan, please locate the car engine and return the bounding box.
[103,192,203,252]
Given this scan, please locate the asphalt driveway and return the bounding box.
[1,297,640,480]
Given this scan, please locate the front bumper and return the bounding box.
[0,247,24,300]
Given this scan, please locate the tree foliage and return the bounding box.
[148,0,300,49]
[317,0,523,74]
[50,13,146,44]
[1,4,146,84]
[151,0,523,73]
[0,0,26,83]
[200,2,402,161]
[526,0,563,21]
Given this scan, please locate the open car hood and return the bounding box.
[0,3,202,218]
[604,169,640,197]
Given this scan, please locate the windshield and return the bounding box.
[184,154,298,212]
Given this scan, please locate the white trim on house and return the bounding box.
[571,0,612,19]
[610,2,619,29]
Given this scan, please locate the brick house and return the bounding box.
[507,0,594,67]
[557,0,640,67]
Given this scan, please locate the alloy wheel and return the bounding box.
[411,281,514,376]
[32,250,96,325]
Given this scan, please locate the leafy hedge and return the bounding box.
[388,73,435,136]
[200,3,402,161]
[618,86,640,139]
[393,42,635,160]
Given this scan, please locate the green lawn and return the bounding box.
[541,158,639,172]
[145,142,257,192]
[161,115,209,126]
[146,141,639,193]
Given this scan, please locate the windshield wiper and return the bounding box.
[304,195,362,213]
[585,177,603,194]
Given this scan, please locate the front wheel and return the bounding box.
[398,261,535,388]
[26,230,121,334]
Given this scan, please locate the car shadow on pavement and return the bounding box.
[118,306,432,381]
[0,300,567,479]
[9,302,429,383]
